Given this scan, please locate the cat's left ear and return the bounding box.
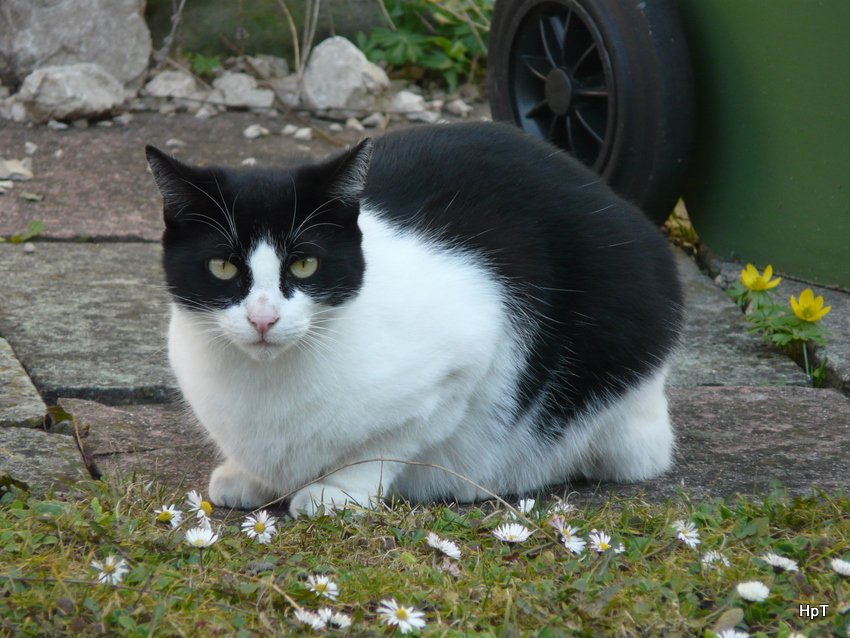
[327,138,373,205]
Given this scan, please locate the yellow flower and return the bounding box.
[740,264,782,291]
[790,289,831,322]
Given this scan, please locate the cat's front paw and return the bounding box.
[209,460,277,510]
[289,483,375,518]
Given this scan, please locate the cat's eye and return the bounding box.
[208,258,239,280]
[289,257,319,279]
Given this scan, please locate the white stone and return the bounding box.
[17,64,125,123]
[113,113,134,126]
[293,127,313,141]
[24,142,37,156]
[360,112,387,129]
[392,90,427,114]
[302,37,390,114]
[10,101,28,123]
[0,159,33,181]
[143,71,206,101]
[0,0,152,89]
[241,157,258,166]
[406,110,439,123]
[211,72,275,109]
[345,117,365,132]
[158,102,178,116]
[23,242,35,253]
[243,124,270,139]
[445,98,473,117]
[328,123,343,132]
[282,124,299,136]
[54,149,64,159]
[165,138,186,148]
[194,104,218,120]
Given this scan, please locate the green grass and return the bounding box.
[1,478,848,637]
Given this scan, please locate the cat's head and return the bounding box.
[146,140,372,361]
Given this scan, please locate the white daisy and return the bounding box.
[307,574,340,600]
[185,524,219,548]
[185,489,213,519]
[294,608,325,630]
[318,607,352,629]
[376,599,426,634]
[561,527,587,555]
[549,499,576,515]
[831,557,850,576]
[492,523,533,543]
[547,514,568,536]
[154,504,183,529]
[717,630,750,638]
[673,520,701,549]
[760,552,799,572]
[736,580,770,602]
[91,555,129,585]
[241,510,277,544]
[426,532,461,560]
[517,498,536,514]
[589,530,615,553]
[701,550,730,569]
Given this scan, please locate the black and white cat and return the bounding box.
[146,122,683,517]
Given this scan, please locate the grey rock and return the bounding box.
[0,337,46,428]
[17,63,126,123]
[143,70,207,102]
[668,249,808,387]
[0,426,88,495]
[243,54,290,80]
[0,0,151,89]
[59,398,214,493]
[268,75,302,109]
[210,72,275,109]
[0,243,174,404]
[302,37,390,115]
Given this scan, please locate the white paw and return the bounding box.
[208,461,277,509]
[288,483,374,518]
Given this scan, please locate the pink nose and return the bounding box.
[248,310,279,336]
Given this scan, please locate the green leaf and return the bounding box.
[5,219,44,243]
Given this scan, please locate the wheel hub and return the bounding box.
[544,68,573,115]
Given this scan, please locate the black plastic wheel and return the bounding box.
[488,0,693,224]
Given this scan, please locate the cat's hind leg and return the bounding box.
[578,368,674,482]
[208,459,279,509]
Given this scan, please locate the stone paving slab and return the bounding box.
[708,256,850,394]
[0,426,88,495]
[0,337,46,427]
[0,112,346,241]
[59,386,850,507]
[0,242,173,404]
[668,250,808,387]
[59,398,214,492]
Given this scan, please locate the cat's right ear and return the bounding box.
[145,145,202,222]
